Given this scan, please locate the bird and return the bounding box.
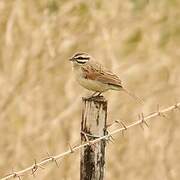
[69,52,143,103]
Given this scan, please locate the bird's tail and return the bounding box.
[122,87,144,104]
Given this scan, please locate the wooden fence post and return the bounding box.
[80,96,107,180]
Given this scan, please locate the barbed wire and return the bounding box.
[1,102,180,180]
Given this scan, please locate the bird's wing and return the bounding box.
[81,62,143,103]
[81,63,122,88]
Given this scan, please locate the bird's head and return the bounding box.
[69,52,90,66]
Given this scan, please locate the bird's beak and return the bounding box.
[69,57,74,61]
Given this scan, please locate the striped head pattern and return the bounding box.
[69,52,90,65]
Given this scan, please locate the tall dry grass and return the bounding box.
[0,0,180,179]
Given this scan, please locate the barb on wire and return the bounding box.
[81,131,97,149]
[156,104,169,120]
[31,160,38,177]
[138,114,144,130]
[12,169,22,180]
[45,152,60,168]
[1,102,180,180]
[138,113,149,129]
[81,131,90,144]
[106,130,115,144]
[120,121,127,136]
[174,103,180,110]
[31,159,44,177]
[68,143,75,153]
[120,121,127,130]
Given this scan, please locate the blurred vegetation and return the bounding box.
[0,0,180,179]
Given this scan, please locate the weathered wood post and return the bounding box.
[80,96,107,180]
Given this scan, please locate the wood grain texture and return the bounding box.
[81,96,107,180]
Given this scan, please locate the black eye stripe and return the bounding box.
[75,56,90,64]
[76,57,89,60]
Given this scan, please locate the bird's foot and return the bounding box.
[90,92,102,97]
[87,92,103,100]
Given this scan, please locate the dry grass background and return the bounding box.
[0,0,180,179]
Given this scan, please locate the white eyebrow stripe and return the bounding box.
[76,59,89,63]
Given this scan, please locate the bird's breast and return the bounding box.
[78,76,109,92]
[73,68,108,92]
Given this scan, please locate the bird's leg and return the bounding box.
[88,92,103,99]
[96,92,102,97]
[90,92,98,97]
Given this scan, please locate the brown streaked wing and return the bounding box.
[81,65,122,87]
[81,65,97,80]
